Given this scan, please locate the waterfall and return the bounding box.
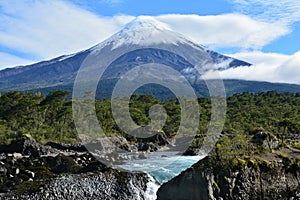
[116,152,206,200]
[144,175,160,200]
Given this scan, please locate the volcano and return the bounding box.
[1,16,299,97]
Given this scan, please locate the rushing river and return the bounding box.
[116,151,205,200]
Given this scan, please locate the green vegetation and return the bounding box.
[1,90,300,179]
[0,90,300,148]
[0,91,76,144]
[225,91,300,136]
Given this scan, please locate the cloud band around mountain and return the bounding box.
[0,0,299,84]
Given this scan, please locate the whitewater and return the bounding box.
[116,151,205,199]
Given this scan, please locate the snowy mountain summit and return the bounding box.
[94,16,198,50]
[122,16,172,31]
[0,16,252,93]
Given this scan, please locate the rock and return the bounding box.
[143,132,170,146]
[13,153,22,159]
[253,131,269,140]
[0,138,56,157]
[44,153,81,174]
[3,170,149,200]
[45,142,87,152]
[137,143,149,151]
[138,154,147,159]
[78,160,107,173]
[157,156,300,200]
[109,136,133,152]
[0,138,152,199]
[0,166,7,175]
[0,153,6,161]
[252,132,279,150]
[25,170,35,178]
[0,184,8,193]
[0,152,150,199]
[137,143,158,152]
[182,148,198,156]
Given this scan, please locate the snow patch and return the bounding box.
[91,16,203,52]
[122,16,172,32]
[58,53,76,62]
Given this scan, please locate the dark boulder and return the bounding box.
[43,153,81,174]
[45,142,87,152]
[0,138,54,157]
[137,143,158,152]
[144,132,170,146]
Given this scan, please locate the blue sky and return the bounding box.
[69,0,232,16]
[0,0,300,83]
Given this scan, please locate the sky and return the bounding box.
[0,0,300,84]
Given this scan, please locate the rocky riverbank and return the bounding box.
[3,133,299,199]
[157,154,300,200]
[0,138,151,199]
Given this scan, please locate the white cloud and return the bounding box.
[231,0,300,25]
[275,51,300,83]
[0,52,35,70]
[0,1,133,59]
[226,51,290,66]
[0,0,297,84]
[0,6,289,68]
[209,51,300,84]
[157,14,288,50]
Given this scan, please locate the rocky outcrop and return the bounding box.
[157,156,300,200]
[0,138,56,157]
[6,170,149,200]
[45,141,87,153]
[0,139,150,200]
[252,132,280,150]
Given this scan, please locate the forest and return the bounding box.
[0,90,300,155]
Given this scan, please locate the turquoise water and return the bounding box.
[117,151,205,200]
[117,151,205,184]
[116,151,205,199]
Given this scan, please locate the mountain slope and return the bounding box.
[0,16,251,93]
[23,79,300,100]
[0,51,90,91]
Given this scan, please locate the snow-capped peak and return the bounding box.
[92,16,200,51]
[121,16,172,32]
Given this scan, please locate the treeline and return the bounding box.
[224,91,300,137]
[0,91,76,144]
[0,90,299,145]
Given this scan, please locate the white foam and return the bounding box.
[144,174,160,200]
